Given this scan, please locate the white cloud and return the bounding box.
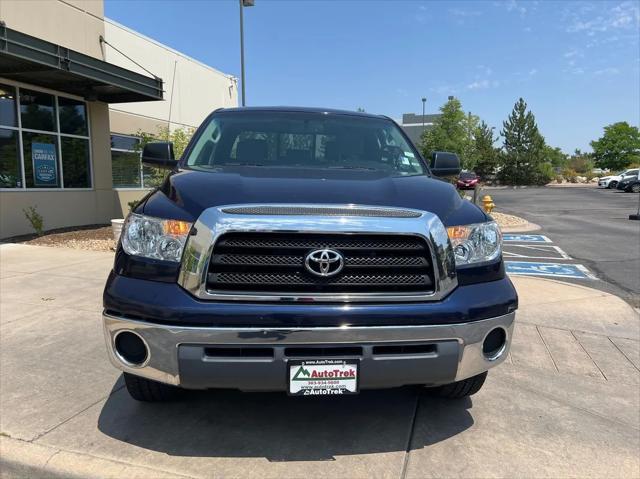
[563,49,582,58]
[529,68,538,76]
[566,1,639,35]
[495,0,527,17]
[466,79,491,90]
[593,67,620,75]
[449,8,482,17]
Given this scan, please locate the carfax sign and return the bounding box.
[32,142,58,186]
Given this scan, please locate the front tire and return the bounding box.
[123,372,182,402]
[608,181,618,189]
[429,372,487,399]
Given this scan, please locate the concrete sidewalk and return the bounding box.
[1,244,638,478]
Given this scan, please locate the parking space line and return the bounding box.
[503,245,572,260]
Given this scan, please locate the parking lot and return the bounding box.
[488,186,640,306]
[1,241,639,478]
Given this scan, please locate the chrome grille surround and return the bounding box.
[221,205,422,218]
[178,203,457,302]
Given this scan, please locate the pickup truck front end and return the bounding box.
[102,107,517,401]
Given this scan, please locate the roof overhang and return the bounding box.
[0,23,163,103]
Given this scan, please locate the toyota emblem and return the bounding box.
[304,249,344,277]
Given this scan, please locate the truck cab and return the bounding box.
[103,107,517,401]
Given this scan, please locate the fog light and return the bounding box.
[114,331,148,366]
[483,328,507,361]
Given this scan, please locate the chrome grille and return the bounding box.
[207,232,434,294]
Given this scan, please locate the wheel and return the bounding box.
[631,183,640,193]
[429,372,487,399]
[123,372,182,402]
[608,181,618,189]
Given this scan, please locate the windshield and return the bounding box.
[460,172,477,179]
[183,111,425,176]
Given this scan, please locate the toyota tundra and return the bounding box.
[103,107,517,401]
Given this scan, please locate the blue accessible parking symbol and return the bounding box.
[506,261,596,280]
[503,234,551,243]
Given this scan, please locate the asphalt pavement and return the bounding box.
[487,186,640,307]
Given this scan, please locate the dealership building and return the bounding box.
[0,0,237,238]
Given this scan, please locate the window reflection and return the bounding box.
[0,128,20,188]
[0,84,17,127]
[20,89,56,132]
[61,137,90,188]
[59,97,88,136]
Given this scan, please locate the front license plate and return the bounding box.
[288,359,359,396]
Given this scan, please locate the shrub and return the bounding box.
[127,200,140,212]
[562,168,578,183]
[534,163,555,185]
[555,175,563,184]
[23,206,44,236]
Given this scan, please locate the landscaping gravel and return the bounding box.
[13,226,116,252]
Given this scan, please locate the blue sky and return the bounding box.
[105,0,639,153]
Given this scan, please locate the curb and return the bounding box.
[0,436,189,479]
[500,221,542,233]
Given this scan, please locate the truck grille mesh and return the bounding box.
[207,233,435,294]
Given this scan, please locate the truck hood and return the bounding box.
[142,166,488,227]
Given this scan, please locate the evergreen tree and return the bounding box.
[473,121,500,178]
[500,98,546,185]
[420,97,467,164]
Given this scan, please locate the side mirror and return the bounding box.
[430,151,461,177]
[141,142,178,169]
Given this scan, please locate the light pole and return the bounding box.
[421,97,426,134]
[239,0,254,107]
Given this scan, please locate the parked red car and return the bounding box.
[456,172,479,190]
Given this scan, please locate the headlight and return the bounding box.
[447,221,502,266]
[121,213,192,262]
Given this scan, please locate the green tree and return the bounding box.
[500,98,547,185]
[420,97,467,165]
[460,112,480,170]
[543,145,568,168]
[590,122,640,170]
[136,126,195,188]
[473,121,500,178]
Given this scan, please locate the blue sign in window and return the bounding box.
[32,142,57,186]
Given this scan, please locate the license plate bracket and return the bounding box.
[288,359,359,396]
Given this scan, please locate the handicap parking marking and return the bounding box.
[503,244,572,260]
[503,234,552,243]
[506,261,597,280]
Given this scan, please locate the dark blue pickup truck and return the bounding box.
[103,107,517,401]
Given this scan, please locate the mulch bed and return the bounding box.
[5,224,116,252]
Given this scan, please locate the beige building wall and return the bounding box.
[104,18,238,217]
[0,1,237,237]
[104,18,238,135]
[0,0,105,59]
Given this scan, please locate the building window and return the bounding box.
[0,81,92,190]
[111,134,164,189]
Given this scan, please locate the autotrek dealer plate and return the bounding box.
[288,359,359,396]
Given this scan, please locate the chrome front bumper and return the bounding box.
[103,312,515,390]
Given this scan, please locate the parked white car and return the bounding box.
[598,168,639,189]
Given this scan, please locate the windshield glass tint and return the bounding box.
[184,112,425,176]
